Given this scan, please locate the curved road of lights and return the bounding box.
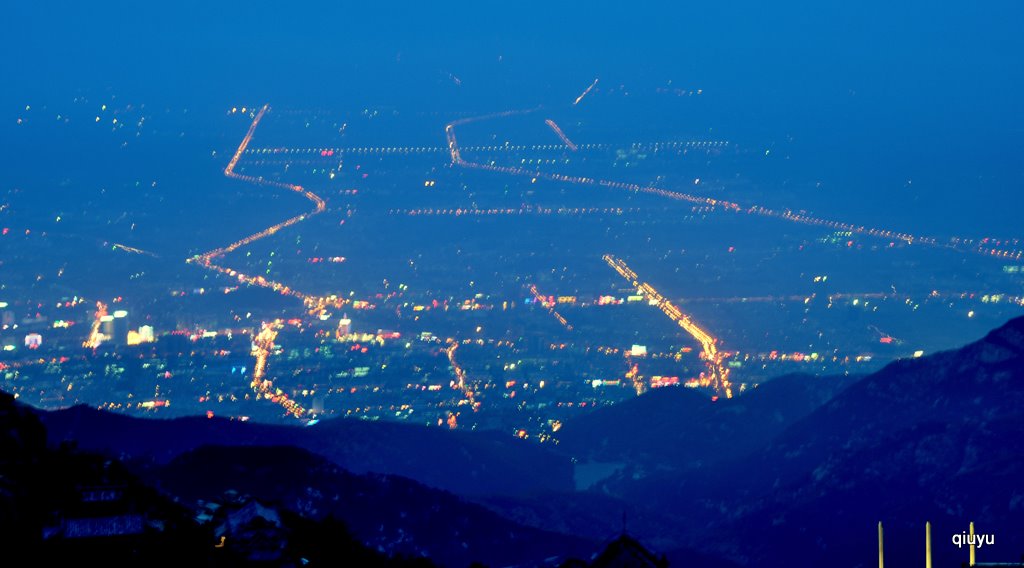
[186,105,338,419]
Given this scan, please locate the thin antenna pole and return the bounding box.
[925,521,932,568]
[969,522,976,567]
[878,521,884,568]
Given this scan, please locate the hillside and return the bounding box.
[555,372,855,472]
[40,407,573,498]
[607,316,1024,566]
[0,391,434,567]
[151,444,592,567]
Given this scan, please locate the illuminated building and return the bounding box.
[630,344,648,357]
[100,315,115,341]
[650,376,680,388]
[337,314,352,337]
[112,310,129,346]
[126,327,155,346]
[24,333,43,349]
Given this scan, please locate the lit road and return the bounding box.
[112,243,158,257]
[545,119,578,151]
[251,322,307,418]
[247,139,725,157]
[445,341,480,412]
[185,105,347,419]
[604,254,733,398]
[187,104,346,321]
[444,112,1024,261]
[573,78,599,106]
[387,206,646,216]
[528,284,573,331]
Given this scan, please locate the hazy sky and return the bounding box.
[5,1,1023,111]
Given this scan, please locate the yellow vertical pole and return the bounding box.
[925,522,932,568]
[879,521,884,568]
[969,522,976,566]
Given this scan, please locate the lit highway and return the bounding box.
[188,105,348,316]
[183,105,346,417]
[544,119,578,151]
[444,341,479,411]
[387,206,646,216]
[573,78,599,106]
[112,243,158,257]
[246,139,726,157]
[528,284,573,331]
[604,254,733,398]
[251,322,307,418]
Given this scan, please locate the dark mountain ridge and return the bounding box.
[555,371,856,472]
[39,407,572,499]
[602,316,1024,566]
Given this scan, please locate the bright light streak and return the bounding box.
[544,119,578,151]
[573,78,599,106]
[251,322,308,418]
[528,284,574,331]
[112,243,158,257]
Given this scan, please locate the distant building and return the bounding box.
[337,314,352,338]
[43,485,147,541]
[100,315,115,342]
[128,325,156,346]
[112,310,129,346]
[24,333,42,349]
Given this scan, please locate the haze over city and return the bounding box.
[2,2,1024,567]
